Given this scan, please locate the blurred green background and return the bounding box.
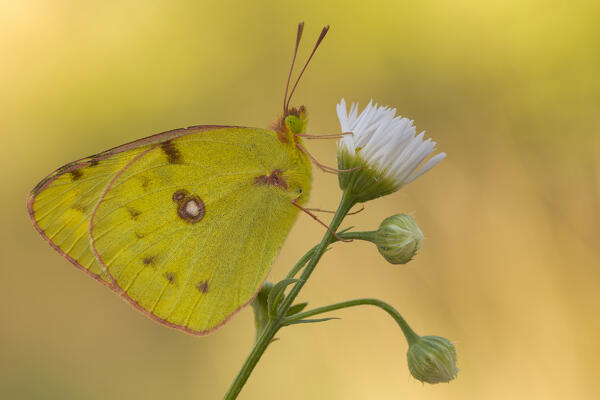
[2,0,599,399]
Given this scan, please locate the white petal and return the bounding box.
[337,99,445,188]
[407,152,447,183]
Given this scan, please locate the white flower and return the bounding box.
[336,99,446,201]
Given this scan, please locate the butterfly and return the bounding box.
[27,23,329,335]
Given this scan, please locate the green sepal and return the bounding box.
[286,302,309,316]
[267,278,302,319]
[337,148,399,202]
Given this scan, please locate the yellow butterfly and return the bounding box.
[28,23,328,335]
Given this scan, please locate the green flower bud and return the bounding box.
[375,214,423,264]
[407,335,458,384]
[251,282,273,341]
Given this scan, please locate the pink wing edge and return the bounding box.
[28,124,267,336]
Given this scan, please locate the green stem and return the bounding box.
[337,230,377,242]
[224,192,356,399]
[285,230,358,280]
[276,191,355,319]
[284,298,420,346]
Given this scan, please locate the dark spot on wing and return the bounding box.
[127,207,141,220]
[89,158,99,167]
[142,256,155,265]
[140,176,150,190]
[135,232,145,239]
[164,271,177,285]
[196,280,209,293]
[172,189,188,202]
[254,169,288,189]
[73,205,87,213]
[178,197,205,223]
[70,169,83,181]
[172,190,205,224]
[160,140,182,164]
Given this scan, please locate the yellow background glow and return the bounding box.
[2,1,599,398]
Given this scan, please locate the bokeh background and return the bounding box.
[2,1,599,399]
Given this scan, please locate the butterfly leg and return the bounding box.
[291,198,351,242]
[295,131,353,139]
[305,204,365,215]
[295,142,361,174]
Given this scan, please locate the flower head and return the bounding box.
[337,99,446,202]
[407,335,458,384]
[375,214,423,264]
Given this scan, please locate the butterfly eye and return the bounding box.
[297,187,303,194]
[285,115,303,134]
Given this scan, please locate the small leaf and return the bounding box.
[251,282,274,342]
[286,302,309,316]
[338,226,354,234]
[284,317,340,326]
[267,278,301,319]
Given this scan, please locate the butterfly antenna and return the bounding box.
[285,25,329,111]
[284,22,305,114]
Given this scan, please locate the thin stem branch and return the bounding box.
[337,230,378,242]
[284,298,420,346]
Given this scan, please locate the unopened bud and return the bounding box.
[375,214,423,264]
[407,335,458,384]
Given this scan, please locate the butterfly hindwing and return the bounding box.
[90,127,301,333]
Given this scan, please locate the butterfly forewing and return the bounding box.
[90,128,300,333]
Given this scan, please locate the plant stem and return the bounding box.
[337,230,377,242]
[277,191,355,315]
[224,192,356,399]
[284,298,420,346]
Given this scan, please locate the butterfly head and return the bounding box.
[284,106,307,135]
[273,105,307,144]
